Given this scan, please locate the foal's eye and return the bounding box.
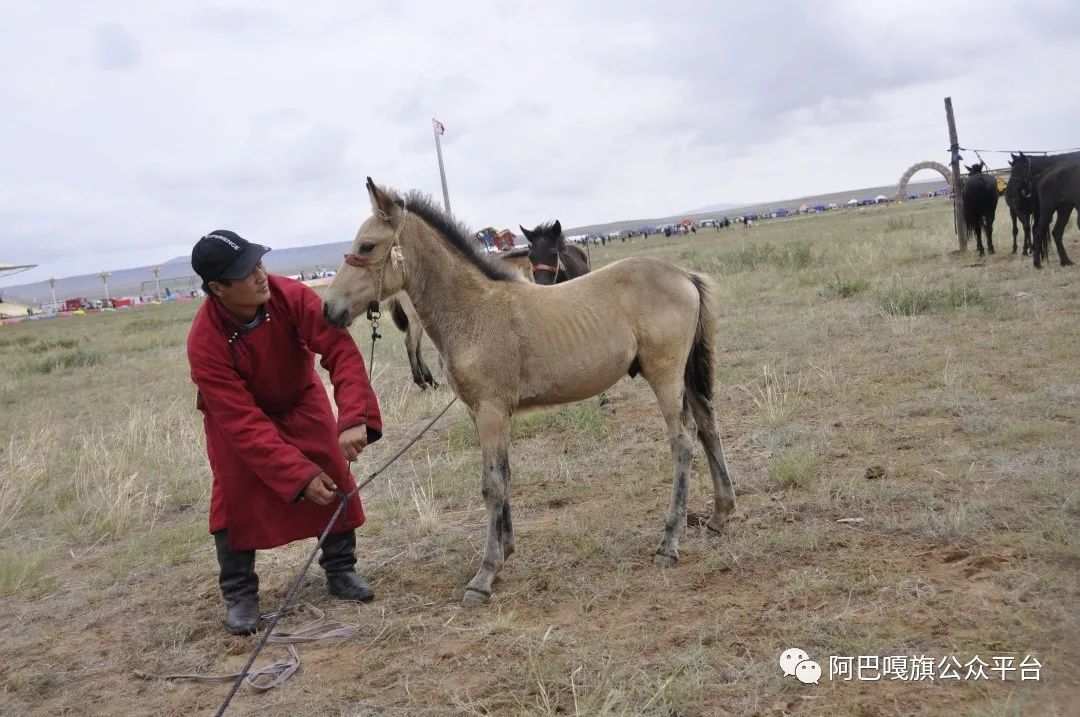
[359,242,375,254]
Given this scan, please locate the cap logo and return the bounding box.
[204,233,240,251]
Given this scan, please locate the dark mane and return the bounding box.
[533,220,562,236]
[400,190,524,283]
[500,247,530,259]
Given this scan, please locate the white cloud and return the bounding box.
[2,0,1078,287]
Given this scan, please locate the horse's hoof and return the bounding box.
[653,552,678,568]
[1062,259,1074,267]
[462,588,490,607]
[705,516,728,534]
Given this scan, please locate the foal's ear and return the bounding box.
[520,225,534,242]
[366,176,403,226]
[551,219,562,236]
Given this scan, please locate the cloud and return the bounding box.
[93,22,141,70]
[3,0,1080,289]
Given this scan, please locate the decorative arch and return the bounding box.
[895,161,954,202]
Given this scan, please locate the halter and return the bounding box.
[530,251,562,281]
[343,200,408,308]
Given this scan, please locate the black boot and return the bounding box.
[213,531,262,635]
[320,530,374,603]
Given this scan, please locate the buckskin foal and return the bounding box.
[323,179,736,605]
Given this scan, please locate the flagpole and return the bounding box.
[432,118,452,216]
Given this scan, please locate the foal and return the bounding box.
[324,180,736,605]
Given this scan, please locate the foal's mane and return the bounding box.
[399,190,524,283]
[532,220,562,237]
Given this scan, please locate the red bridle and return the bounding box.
[531,263,559,275]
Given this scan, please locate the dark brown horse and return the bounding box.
[519,220,590,284]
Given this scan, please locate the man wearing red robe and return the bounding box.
[187,230,382,635]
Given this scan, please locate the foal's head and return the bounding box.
[965,162,985,175]
[519,220,564,285]
[323,178,408,327]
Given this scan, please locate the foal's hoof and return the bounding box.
[461,588,491,607]
[1063,258,1075,267]
[705,515,729,534]
[653,552,678,569]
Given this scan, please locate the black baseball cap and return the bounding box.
[191,230,271,283]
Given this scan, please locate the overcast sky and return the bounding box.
[2,0,1078,287]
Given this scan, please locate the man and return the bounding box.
[187,230,382,635]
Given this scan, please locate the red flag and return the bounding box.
[433,118,446,135]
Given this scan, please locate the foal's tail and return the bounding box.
[388,296,409,333]
[684,273,717,404]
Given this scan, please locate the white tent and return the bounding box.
[874,195,889,203]
[845,199,858,206]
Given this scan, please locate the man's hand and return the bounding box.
[303,472,338,506]
[339,425,368,462]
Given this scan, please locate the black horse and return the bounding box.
[519,220,591,285]
[1015,155,1080,268]
[1005,151,1080,262]
[1010,152,1080,267]
[962,162,998,256]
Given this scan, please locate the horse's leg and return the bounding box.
[974,224,985,256]
[500,481,514,559]
[646,375,693,568]
[1010,208,1018,254]
[1021,211,1032,256]
[685,390,736,534]
[1034,207,1053,269]
[402,300,437,389]
[984,213,995,254]
[463,404,511,606]
[404,325,425,388]
[407,323,438,389]
[1051,208,1073,266]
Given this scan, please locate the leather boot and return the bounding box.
[214,530,262,635]
[319,530,374,602]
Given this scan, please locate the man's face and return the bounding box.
[212,262,270,305]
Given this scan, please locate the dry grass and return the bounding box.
[0,198,1078,715]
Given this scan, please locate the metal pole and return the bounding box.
[945,97,966,251]
[433,119,452,216]
[48,278,57,310]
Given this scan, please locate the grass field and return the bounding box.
[1,198,1078,716]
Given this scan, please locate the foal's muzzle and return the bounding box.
[323,302,353,328]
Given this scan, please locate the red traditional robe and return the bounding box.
[187,275,382,550]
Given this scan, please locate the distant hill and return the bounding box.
[2,178,951,305]
[680,201,744,215]
[563,178,949,237]
[1,243,353,305]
